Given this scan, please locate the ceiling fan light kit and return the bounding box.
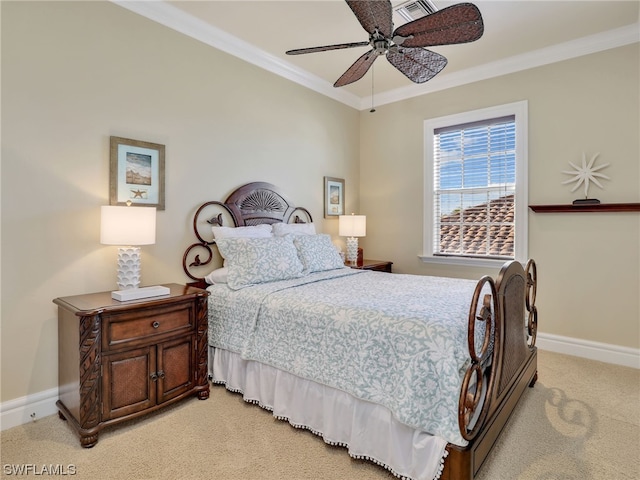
[286,1,484,88]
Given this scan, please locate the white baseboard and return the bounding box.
[1,335,638,431]
[0,387,59,432]
[537,332,640,369]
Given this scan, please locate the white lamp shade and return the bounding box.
[100,206,156,246]
[339,214,366,237]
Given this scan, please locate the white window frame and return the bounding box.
[421,100,528,267]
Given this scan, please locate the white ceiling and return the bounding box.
[115,1,639,110]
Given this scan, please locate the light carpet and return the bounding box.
[1,350,638,480]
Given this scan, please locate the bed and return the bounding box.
[182,182,538,480]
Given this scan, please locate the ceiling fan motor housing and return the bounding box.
[370,30,390,55]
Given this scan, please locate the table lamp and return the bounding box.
[339,214,366,264]
[100,204,169,301]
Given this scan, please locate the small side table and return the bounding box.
[348,259,393,273]
[54,284,209,447]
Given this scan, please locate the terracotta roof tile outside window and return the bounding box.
[438,194,515,258]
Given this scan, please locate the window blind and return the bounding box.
[433,115,516,259]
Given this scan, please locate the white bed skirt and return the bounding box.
[210,347,448,480]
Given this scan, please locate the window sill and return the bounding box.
[418,255,513,268]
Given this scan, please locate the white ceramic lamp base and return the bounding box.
[116,246,141,290]
[112,246,170,301]
[345,237,359,264]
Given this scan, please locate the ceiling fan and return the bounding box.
[286,1,484,87]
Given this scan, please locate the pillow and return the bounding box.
[272,222,316,237]
[293,234,346,274]
[211,224,272,239]
[216,236,304,290]
[204,267,228,284]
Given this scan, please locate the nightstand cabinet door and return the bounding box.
[102,335,196,420]
[102,346,156,421]
[157,335,195,403]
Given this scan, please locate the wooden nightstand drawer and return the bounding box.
[106,303,193,349]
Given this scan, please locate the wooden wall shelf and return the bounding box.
[529,203,640,213]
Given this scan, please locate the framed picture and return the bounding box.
[324,176,345,218]
[110,136,165,210]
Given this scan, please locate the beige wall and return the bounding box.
[0,1,359,402]
[359,44,640,350]
[1,1,638,406]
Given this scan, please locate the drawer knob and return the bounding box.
[152,321,160,329]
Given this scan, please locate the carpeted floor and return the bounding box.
[1,350,638,480]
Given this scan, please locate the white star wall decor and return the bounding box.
[561,153,610,202]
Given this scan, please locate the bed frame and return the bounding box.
[182,182,538,480]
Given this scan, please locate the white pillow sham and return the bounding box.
[293,234,345,274]
[212,223,272,239]
[204,267,228,284]
[215,236,304,290]
[272,222,316,237]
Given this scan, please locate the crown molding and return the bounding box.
[112,1,638,112]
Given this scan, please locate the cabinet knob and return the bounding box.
[152,321,160,329]
[150,372,158,381]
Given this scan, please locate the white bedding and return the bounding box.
[211,348,449,480]
[206,268,484,480]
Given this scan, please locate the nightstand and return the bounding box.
[54,284,209,447]
[348,259,393,273]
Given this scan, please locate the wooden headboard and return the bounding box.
[182,182,313,285]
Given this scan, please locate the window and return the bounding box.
[422,101,528,267]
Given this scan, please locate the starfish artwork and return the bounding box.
[561,152,610,199]
[130,189,147,199]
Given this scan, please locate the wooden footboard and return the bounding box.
[442,259,538,480]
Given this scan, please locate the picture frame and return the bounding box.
[324,176,345,218]
[110,136,165,210]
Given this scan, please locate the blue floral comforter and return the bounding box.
[208,268,479,446]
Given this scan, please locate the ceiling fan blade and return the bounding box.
[345,0,393,38]
[334,49,378,87]
[386,47,447,84]
[393,3,483,48]
[286,41,370,55]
